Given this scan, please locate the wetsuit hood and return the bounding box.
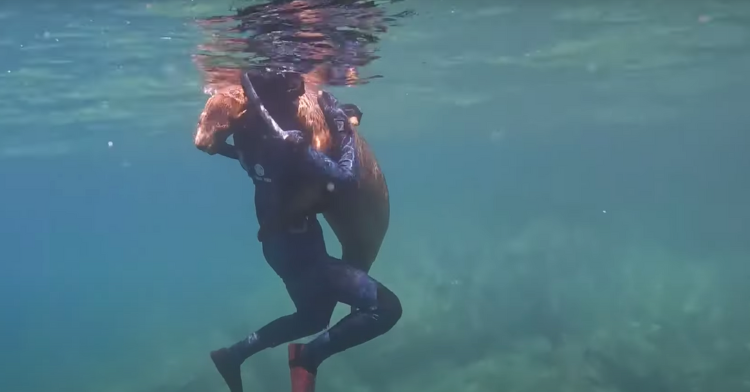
[245,68,305,104]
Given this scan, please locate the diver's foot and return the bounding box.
[288,343,316,392]
[211,348,244,392]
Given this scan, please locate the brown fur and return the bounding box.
[195,76,389,272]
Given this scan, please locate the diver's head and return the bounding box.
[245,67,305,112]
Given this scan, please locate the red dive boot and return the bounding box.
[288,343,316,392]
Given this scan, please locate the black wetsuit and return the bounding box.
[215,92,401,380]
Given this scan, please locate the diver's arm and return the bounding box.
[298,91,361,187]
[215,142,239,160]
[301,133,358,186]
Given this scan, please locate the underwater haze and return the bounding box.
[2,1,750,391]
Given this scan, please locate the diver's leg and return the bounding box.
[340,242,377,314]
[211,276,337,392]
[288,260,402,391]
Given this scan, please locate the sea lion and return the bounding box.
[194,68,389,272]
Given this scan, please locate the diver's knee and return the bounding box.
[376,286,402,331]
[387,294,403,328]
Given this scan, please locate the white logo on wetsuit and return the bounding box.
[254,164,265,177]
[251,163,271,183]
[238,153,271,183]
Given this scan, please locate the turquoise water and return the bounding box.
[2,1,750,391]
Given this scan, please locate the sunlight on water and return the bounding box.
[1,1,749,392]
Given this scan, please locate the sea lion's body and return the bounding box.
[323,132,389,272]
[195,77,388,272]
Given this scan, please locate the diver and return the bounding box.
[199,70,402,392]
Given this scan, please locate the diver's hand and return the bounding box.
[340,103,363,126]
[317,91,354,137]
[215,141,239,160]
[195,140,238,159]
[279,129,309,158]
[280,129,305,145]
